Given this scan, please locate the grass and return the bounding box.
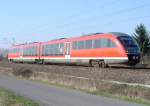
[89,89,150,106]
[84,84,150,106]
[0,88,39,106]
[31,79,150,106]
[7,66,150,106]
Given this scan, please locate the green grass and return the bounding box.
[0,88,39,106]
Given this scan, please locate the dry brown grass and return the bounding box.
[12,66,33,78]
[0,60,150,105]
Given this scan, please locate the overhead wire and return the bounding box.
[53,1,150,36]
[16,0,122,35]
[30,0,150,35]
[6,0,150,43]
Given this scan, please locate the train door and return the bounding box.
[65,42,71,61]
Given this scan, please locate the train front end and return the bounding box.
[117,34,140,65]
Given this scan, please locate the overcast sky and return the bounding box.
[0,0,149,48]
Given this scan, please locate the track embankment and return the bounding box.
[1,61,150,84]
[0,60,150,105]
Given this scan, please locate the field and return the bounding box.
[0,60,150,105]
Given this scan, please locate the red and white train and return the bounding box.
[8,32,140,67]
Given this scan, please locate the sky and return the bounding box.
[0,0,150,48]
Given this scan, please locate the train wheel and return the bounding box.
[99,60,106,68]
[91,60,100,67]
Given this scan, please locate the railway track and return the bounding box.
[0,61,150,84]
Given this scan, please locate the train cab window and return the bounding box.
[118,36,137,47]
[85,40,92,49]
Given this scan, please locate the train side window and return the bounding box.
[42,45,44,56]
[106,39,116,48]
[34,47,37,56]
[43,43,64,56]
[26,48,28,56]
[30,47,32,56]
[23,48,25,56]
[109,40,116,48]
[23,49,25,56]
[32,47,34,56]
[78,41,85,49]
[32,46,37,56]
[28,48,31,56]
[24,48,26,56]
[45,45,50,56]
[42,45,46,56]
[85,40,92,49]
[31,47,33,56]
[101,38,108,48]
[28,48,30,56]
[94,39,101,48]
[93,38,116,48]
[73,42,78,50]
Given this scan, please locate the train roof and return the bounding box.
[78,32,131,39]
[11,42,40,48]
[10,32,131,47]
[81,33,104,37]
[13,42,39,46]
[109,32,131,37]
[50,38,67,41]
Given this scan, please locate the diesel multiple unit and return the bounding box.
[8,32,140,67]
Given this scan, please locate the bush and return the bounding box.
[13,67,33,78]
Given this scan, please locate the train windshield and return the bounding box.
[118,36,137,47]
[118,36,140,53]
